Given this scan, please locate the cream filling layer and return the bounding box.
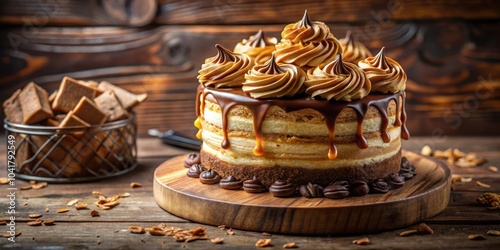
[201,128,401,169]
[202,107,398,136]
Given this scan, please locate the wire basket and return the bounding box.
[4,114,138,183]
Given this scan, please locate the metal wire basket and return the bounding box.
[4,114,137,183]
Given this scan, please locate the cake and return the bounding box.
[190,11,412,198]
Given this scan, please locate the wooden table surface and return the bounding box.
[1,136,499,249]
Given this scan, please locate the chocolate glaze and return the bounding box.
[196,85,409,160]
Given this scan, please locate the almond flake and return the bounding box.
[119,192,131,198]
[56,208,69,213]
[129,226,145,234]
[188,227,205,236]
[44,208,49,213]
[28,214,42,219]
[32,182,48,189]
[0,178,9,184]
[29,180,37,185]
[488,166,498,173]
[399,229,418,237]
[90,210,100,217]
[76,203,88,210]
[27,220,42,226]
[460,177,473,183]
[226,228,234,235]
[149,229,166,236]
[43,220,55,226]
[353,237,370,245]
[487,230,500,236]
[416,223,434,235]
[102,201,119,207]
[97,204,111,210]
[421,145,432,156]
[255,239,272,247]
[262,232,271,236]
[20,185,32,190]
[130,182,142,188]
[92,191,102,195]
[211,237,224,244]
[468,234,486,240]
[283,242,298,248]
[476,181,491,188]
[67,199,79,206]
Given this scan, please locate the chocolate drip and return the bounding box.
[198,85,409,159]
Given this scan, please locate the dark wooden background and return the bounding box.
[1,0,499,137]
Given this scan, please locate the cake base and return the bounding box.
[153,151,451,235]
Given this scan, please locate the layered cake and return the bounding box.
[190,11,412,197]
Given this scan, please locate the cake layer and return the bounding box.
[201,148,401,187]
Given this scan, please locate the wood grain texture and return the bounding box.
[0,136,499,248]
[0,0,158,27]
[1,22,499,137]
[155,0,500,24]
[153,151,451,235]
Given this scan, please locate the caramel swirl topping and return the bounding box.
[234,30,277,65]
[243,54,306,99]
[358,47,407,93]
[275,11,342,68]
[339,31,373,64]
[198,44,253,88]
[305,53,371,101]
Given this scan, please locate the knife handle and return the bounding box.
[160,130,202,151]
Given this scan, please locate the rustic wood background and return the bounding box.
[1,0,499,137]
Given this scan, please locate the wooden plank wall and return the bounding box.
[0,0,499,137]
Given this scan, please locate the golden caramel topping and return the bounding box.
[305,54,371,101]
[243,54,306,99]
[234,30,277,65]
[198,44,253,88]
[358,47,407,93]
[339,31,373,64]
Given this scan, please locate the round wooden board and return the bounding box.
[153,151,451,235]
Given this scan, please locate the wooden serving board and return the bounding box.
[153,151,451,235]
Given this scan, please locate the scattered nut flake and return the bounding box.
[28,214,42,219]
[129,226,145,234]
[44,208,49,213]
[0,220,6,225]
[90,210,100,217]
[211,237,224,244]
[0,178,9,184]
[255,239,272,247]
[148,228,166,236]
[29,180,37,185]
[119,192,131,198]
[97,204,111,210]
[97,240,101,245]
[27,219,42,226]
[56,208,69,213]
[189,227,206,236]
[352,237,370,245]
[399,229,418,237]
[67,199,79,206]
[487,230,500,236]
[2,231,21,238]
[43,220,55,226]
[416,223,434,235]
[92,191,102,195]
[283,242,298,248]
[130,182,142,188]
[476,181,491,188]
[20,185,33,190]
[226,228,234,235]
[102,201,119,207]
[262,232,271,236]
[468,234,486,240]
[24,202,29,206]
[76,203,88,210]
[218,225,226,230]
[488,166,498,173]
[421,145,432,156]
[460,177,473,183]
[32,182,48,189]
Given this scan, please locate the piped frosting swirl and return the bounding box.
[274,10,342,68]
[234,30,277,65]
[198,44,253,88]
[305,54,371,101]
[339,31,373,64]
[358,47,407,93]
[243,54,306,99]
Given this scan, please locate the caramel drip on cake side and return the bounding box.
[197,85,409,159]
